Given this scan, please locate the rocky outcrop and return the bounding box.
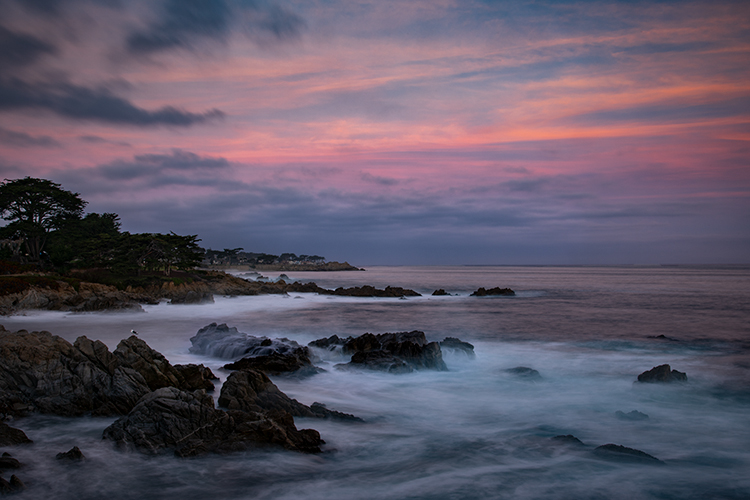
[190,323,317,376]
[0,422,32,446]
[169,291,214,305]
[284,282,421,298]
[593,444,664,464]
[431,289,449,296]
[311,331,447,373]
[0,281,147,315]
[470,287,515,296]
[636,364,687,383]
[218,370,362,422]
[0,326,215,417]
[102,387,323,456]
[56,446,85,460]
[439,337,475,357]
[254,261,363,272]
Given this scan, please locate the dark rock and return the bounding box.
[0,327,217,417]
[308,335,343,350]
[0,456,20,469]
[190,323,316,376]
[439,337,475,357]
[172,364,218,391]
[217,370,363,422]
[647,334,679,341]
[636,364,687,383]
[56,446,85,460]
[0,422,32,446]
[470,287,515,297]
[593,444,664,464]
[103,387,322,456]
[505,366,542,380]
[432,289,449,296]
[615,410,649,421]
[283,282,420,297]
[551,435,585,446]
[313,331,448,373]
[170,291,214,305]
[9,475,24,491]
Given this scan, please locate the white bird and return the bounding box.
[130,329,138,336]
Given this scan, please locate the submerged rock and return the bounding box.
[470,287,515,297]
[103,387,322,456]
[0,326,216,417]
[190,323,316,376]
[314,331,448,373]
[551,435,586,447]
[636,364,687,383]
[431,289,449,296]
[593,444,664,464]
[505,366,542,380]
[615,410,649,421]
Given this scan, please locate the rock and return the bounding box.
[173,364,218,391]
[283,282,421,297]
[505,366,542,380]
[0,422,32,446]
[308,335,344,351]
[439,337,475,357]
[103,387,322,456]
[191,323,317,376]
[0,327,216,417]
[0,474,24,494]
[218,370,363,422]
[169,291,214,305]
[636,364,687,383]
[470,287,515,297]
[615,410,649,421]
[56,446,85,460]
[318,331,448,372]
[0,456,20,469]
[593,444,664,464]
[431,289,449,296]
[551,435,585,447]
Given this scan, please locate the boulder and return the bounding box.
[593,444,664,464]
[470,287,515,297]
[169,291,214,305]
[439,337,475,357]
[636,364,687,383]
[103,387,322,456]
[0,327,216,417]
[431,289,449,296]
[56,446,85,460]
[505,366,542,380]
[191,323,317,376]
[551,435,586,447]
[0,422,32,446]
[0,474,24,494]
[314,331,448,373]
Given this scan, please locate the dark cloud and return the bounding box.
[126,0,304,57]
[78,135,132,147]
[0,126,61,148]
[361,172,399,186]
[0,25,57,71]
[0,79,224,126]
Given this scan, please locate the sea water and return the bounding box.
[2,266,749,499]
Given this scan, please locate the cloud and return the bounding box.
[78,135,131,147]
[0,25,57,71]
[0,79,224,126]
[361,172,399,186]
[0,126,61,148]
[126,0,304,57]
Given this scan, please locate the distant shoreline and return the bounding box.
[201,261,365,272]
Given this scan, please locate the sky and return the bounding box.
[0,0,748,265]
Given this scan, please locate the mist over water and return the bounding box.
[3,266,749,499]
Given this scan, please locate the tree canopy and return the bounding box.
[0,177,86,262]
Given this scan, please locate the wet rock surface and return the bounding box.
[439,337,475,357]
[218,370,363,422]
[311,331,448,373]
[636,364,688,383]
[593,444,664,464]
[102,387,323,456]
[0,422,32,446]
[56,446,85,460]
[0,326,216,417]
[505,366,542,380]
[191,323,318,376]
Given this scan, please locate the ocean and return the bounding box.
[2,265,749,499]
